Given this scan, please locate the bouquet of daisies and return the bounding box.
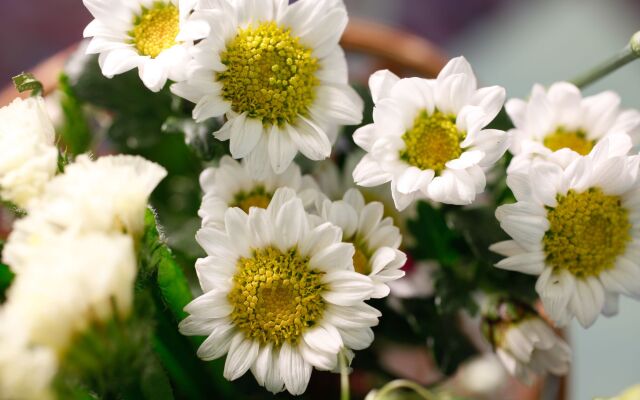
[1,0,640,399]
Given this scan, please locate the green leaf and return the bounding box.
[0,263,13,303]
[407,202,461,267]
[58,73,92,155]
[12,72,43,96]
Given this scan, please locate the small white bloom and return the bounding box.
[180,188,380,395]
[506,82,640,170]
[493,317,571,384]
[318,188,406,298]
[0,97,58,208]
[82,0,198,91]
[3,155,166,273]
[199,155,319,229]
[172,0,363,176]
[492,134,640,327]
[1,232,137,351]
[352,57,509,209]
[388,260,435,299]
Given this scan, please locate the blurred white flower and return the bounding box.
[172,0,363,176]
[180,188,379,395]
[318,188,406,298]
[388,260,435,299]
[0,97,58,208]
[82,0,198,91]
[352,57,509,208]
[492,135,640,327]
[199,156,319,229]
[506,82,640,171]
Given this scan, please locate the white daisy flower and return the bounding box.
[492,134,640,327]
[492,317,571,384]
[506,82,640,166]
[199,155,319,229]
[171,0,363,176]
[82,0,198,92]
[317,188,406,298]
[180,188,380,395]
[3,155,166,273]
[1,232,137,351]
[352,57,509,209]
[0,97,58,209]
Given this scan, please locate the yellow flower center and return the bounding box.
[233,186,272,213]
[544,188,631,277]
[131,2,180,58]
[228,247,326,346]
[400,110,465,174]
[543,128,594,155]
[218,21,320,126]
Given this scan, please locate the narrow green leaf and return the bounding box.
[58,73,92,155]
[0,263,14,302]
[12,72,43,96]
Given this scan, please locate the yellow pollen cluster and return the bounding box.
[233,186,272,213]
[131,2,180,58]
[228,247,326,346]
[543,127,594,155]
[400,110,465,173]
[218,21,320,126]
[544,188,631,277]
[352,241,371,275]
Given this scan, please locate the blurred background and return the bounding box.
[2,0,640,398]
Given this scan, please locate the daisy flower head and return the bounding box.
[171,0,363,176]
[317,188,406,298]
[492,134,640,328]
[198,155,320,229]
[82,0,198,92]
[482,300,570,383]
[352,57,509,209]
[181,188,380,395]
[506,82,640,167]
[0,97,58,209]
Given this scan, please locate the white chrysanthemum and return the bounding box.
[171,0,363,176]
[2,232,137,351]
[180,188,380,395]
[506,82,640,167]
[82,0,197,92]
[494,317,571,384]
[352,57,509,209]
[199,155,319,229]
[317,188,406,298]
[492,135,640,327]
[3,155,166,273]
[0,97,58,208]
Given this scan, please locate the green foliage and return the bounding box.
[0,238,13,303]
[58,74,92,155]
[12,72,43,96]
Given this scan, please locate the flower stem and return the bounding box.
[373,380,438,400]
[571,31,640,89]
[339,350,350,400]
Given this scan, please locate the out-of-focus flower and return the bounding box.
[506,82,640,173]
[0,97,58,209]
[82,0,197,91]
[172,0,363,176]
[492,135,640,328]
[180,188,379,395]
[388,259,436,299]
[318,188,406,298]
[198,156,318,229]
[352,57,508,208]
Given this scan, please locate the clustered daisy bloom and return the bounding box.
[83,0,197,91]
[317,188,406,298]
[506,82,640,173]
[352,57,509,209]
[0,96,58,209]
[492,135,640,327]
[171,0,363,175]
[199,155,318,229]
[181,188,381,394]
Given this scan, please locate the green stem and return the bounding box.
[340,350,350,400]
[571,44,639,89]
[373,380,437,400]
